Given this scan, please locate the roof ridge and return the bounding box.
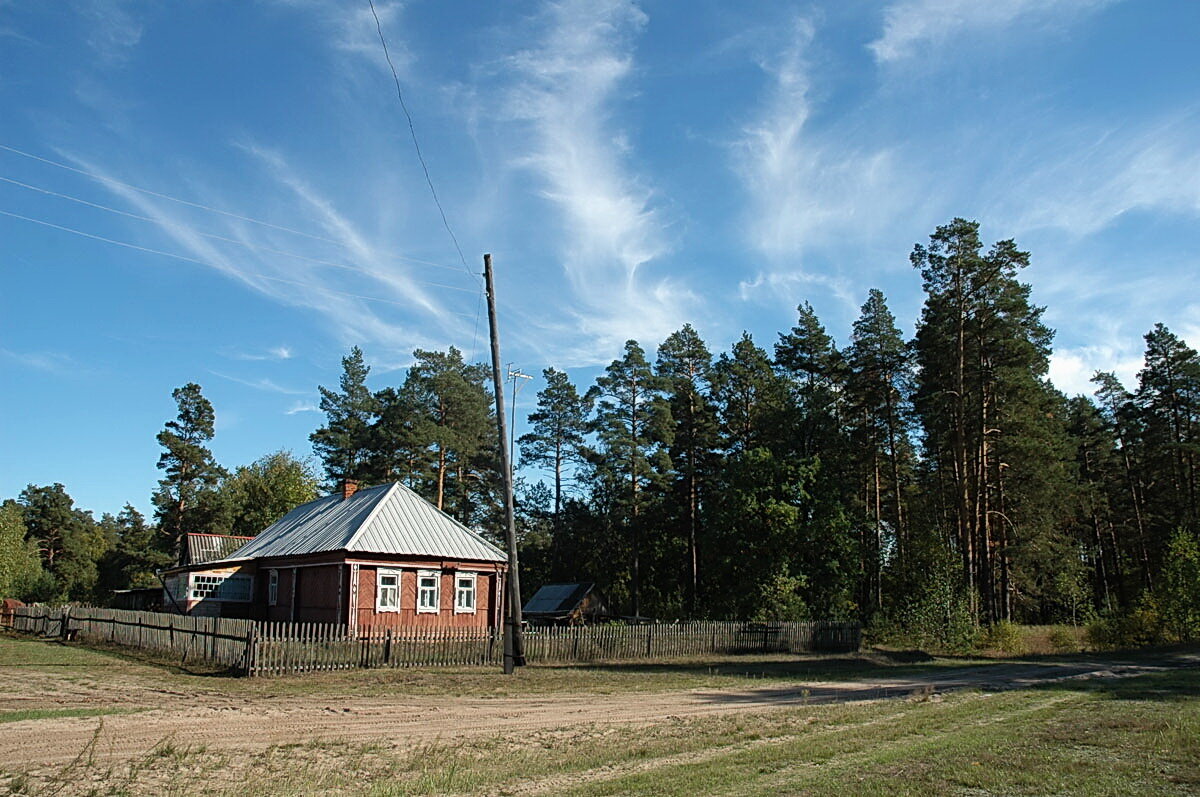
[343,482,400,551]
[390,481,506,558]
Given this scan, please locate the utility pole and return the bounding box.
[484,254,526,673]
[507,365,532,481]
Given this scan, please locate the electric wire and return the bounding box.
[367,0,478,284]
[0,142,465,273]
[0,208,481,306]
[0,173,475,284]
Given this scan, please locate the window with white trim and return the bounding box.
[417,570,440,613]
[455,573,477,614]
[189,573,252,602]
[268,570,278,606]
[376,569,401,612]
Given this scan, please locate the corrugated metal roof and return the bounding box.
[221,482,506,563]
[186,533,256,564]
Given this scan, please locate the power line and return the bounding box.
[0,173,476,284]
[367,0,478,284]
[0,142,465,273]
[0,207,480,305]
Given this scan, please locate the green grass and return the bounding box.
[4,668,1195,796]
[0,707,141,724]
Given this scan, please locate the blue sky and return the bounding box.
[3,0,1199,517]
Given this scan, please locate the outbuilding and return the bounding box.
[161,481,508,630]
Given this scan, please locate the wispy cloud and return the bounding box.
[80,0,143,65]
[1000,116,1200,237]
[62,147,471,357]
[869,0,1116,64]
[210,371,310,396]
[737,270,859,314]
[228,345,294,361]
[501,0,694,358]
[0,348,80,374]
[285,400,319,415]
[731,17,907,300]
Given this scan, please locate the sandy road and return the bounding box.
[1,653,1195,771]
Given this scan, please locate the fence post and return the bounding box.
[646,625,653,657]
[245,625,258,677]
[384,628,393,666]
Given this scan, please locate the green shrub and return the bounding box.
[1086,592,1164,649]
[978,620,1026,655]
[1158,530,1200,642]
[1047,625,1081,653]
[872,578,977,653]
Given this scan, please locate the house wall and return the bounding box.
[355,565,495,629]
[165,564,257,618]
[294,564,344,624]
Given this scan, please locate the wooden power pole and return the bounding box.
[484,253,526,672]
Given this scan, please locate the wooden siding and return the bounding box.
[356,566,494,629]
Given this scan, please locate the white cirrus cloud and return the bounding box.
[285,400,319,415]
[80,0,144,64]
[1000,116,1200,238]
[731,17,907,287]
[501,0,694,359]
[63,147,470,356]
[869,0,1117,64]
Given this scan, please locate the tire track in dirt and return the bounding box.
[2,656,1194,772]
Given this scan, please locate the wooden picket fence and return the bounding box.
[248,620,859,676]
[4,605,859,677]
[6,605,253,671]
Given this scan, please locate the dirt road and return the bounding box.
[2,653,1195,771]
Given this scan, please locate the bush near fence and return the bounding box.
[3,605,860,677]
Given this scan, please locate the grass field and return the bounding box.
[0,633,1197,795]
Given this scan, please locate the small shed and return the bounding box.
[523,582,612,625]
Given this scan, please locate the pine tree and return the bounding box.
[711,333,784,454]
[1092,370,1154,590]
[775,301,847,459]
[912,219,1068,622]
[1134,324,1200,553]
[656,325,719,617]
[96,505,171,594]
[588,340,671,617]
[845,289,914,613]
[311,347,379,487]
[153,383,228,563]
[402,347,495,520]
[20,484,111,601]
[518,368,591,524]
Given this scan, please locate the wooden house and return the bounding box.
[161,481,508,629]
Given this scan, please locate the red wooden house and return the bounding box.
[161,481,508,630]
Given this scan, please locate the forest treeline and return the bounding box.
[3,219,1199,643]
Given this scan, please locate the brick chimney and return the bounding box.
[341,479,360,501]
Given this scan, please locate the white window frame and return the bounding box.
[454,572,477,614]
[376,568,401,613]
[268,569,278,606]
[416,569,440,614]
[188,573,253,602]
